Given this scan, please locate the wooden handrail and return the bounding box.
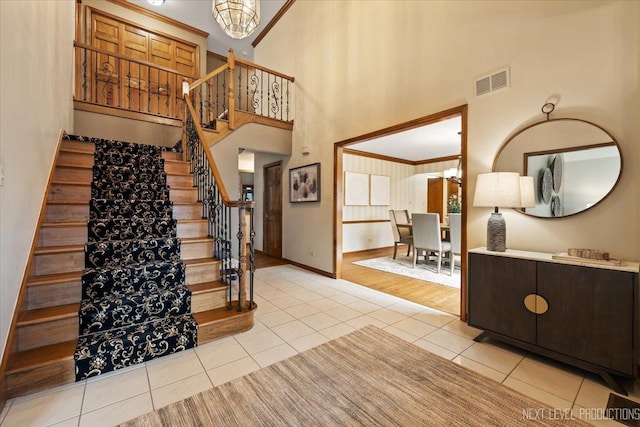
[189,49,295,94]
[184,94,230,202]
[183,93,253,210]
[235,56,295,82]
[189,63,229,92]
[73,41,199,80]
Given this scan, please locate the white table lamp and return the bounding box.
[473,172,525,251]
[520,176,535,210]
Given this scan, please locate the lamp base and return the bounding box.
[487,212,506,252]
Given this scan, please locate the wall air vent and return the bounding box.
[474,67,510,97]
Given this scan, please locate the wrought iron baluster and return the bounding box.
[82,49,88,102]
[260,70,264,116]
[279,77,283,120]
[148,69,152,116]
[222,76,227,115]
[245,66,249,113]
[126,63,131,110]
[286,80,290,122]
[237,66,242,112]
[270,78,280,119]
[215,74,220,120]
[138,64,143,112]
[236,211,244,312]
[249,206,255,309]
[267,73,271,117]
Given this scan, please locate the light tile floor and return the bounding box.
[1,265,638,426]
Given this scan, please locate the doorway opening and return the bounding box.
[333,105,468,320]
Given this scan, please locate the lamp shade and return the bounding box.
[473,172,522,208]
[519,176,535,208]
[213,0,260,39]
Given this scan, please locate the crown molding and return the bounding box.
[106,0,209,38]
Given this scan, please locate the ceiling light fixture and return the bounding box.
[147,0,164,6]
[213,0,260,39]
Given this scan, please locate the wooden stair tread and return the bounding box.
[51,180,89,186]
[181,237,214,243]
[189,281,226,294]
[46,200,89,205]
[27,271,82,286]
[193,303,256,325]
[60,147,93,155]
[55,163,91,169]
[6,340,76,374]
[18,303,80,326]
[184,257,218,266]
[34,244,84,255]
[178,219,207,224]
[170,185,196,190]
[41,221,86,228]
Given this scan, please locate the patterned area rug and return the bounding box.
[354,254,461,288]
[121,326,589,426]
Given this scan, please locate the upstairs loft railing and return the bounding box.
[73,41,196,121]
[184,95,255,312]
[189,49,295,130]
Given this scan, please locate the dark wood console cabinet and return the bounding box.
[468,248,640,394]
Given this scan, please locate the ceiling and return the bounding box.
[347,116,462,163]
[133,0,461,162]
[128,0,287,59]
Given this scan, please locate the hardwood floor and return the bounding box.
[342,247,461,316]
[254,251,288,269]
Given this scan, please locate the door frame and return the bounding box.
[333,104,469,320]
[263,160,283,259]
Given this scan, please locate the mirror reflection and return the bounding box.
[494,119,622,218]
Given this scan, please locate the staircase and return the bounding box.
[4,134,256,398]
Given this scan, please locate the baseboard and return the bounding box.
[343,246,396,256]
[282,258,335,279]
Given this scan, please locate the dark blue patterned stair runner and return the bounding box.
[73,137,196,381]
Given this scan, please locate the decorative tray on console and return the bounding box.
[552,248,622,266]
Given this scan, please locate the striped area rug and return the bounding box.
[121,326,590,426]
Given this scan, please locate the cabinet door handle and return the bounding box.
[524,294,549,315]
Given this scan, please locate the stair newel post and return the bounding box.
[225,205,233,310]
[236,204,249,312]
[227,49,236,130]
[249,205,255,310]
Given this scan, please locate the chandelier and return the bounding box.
[213,0,260,39]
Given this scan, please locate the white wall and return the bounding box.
[255,1,640,273]
[74,111,182,147]
[0,0,75,359]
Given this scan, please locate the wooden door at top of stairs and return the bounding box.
[263,161,282,259]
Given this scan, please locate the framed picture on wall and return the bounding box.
[370,174,390,206]
[290,163,321,202]
[344,171,369,206]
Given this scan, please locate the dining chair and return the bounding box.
[411,213,452,274]
[389,210,412,259]
[448,213,461,275]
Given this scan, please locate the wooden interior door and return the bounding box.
[87,8,199,119]
[91,14,121,107]
[123,25,149,113]
[263,162,283,258]
[427,178,444,219]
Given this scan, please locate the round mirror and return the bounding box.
[493,118,622,218]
